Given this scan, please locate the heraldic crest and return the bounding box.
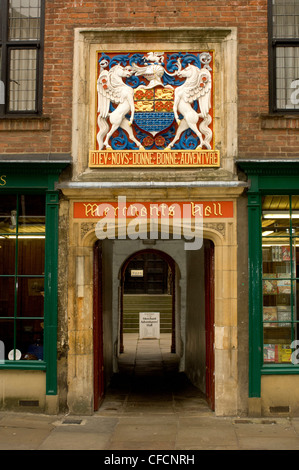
[96,51,214,153]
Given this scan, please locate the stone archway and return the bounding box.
[119,248,177,354]
[64,209,239,416]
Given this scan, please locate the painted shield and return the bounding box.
[134,87,175,148]
[96,51,214,151]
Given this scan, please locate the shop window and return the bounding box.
[262,195,299,364]
[0,194,45,361]
[0,0,44,115]
[269,0,299,112]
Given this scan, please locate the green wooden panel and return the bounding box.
[238,160,299,399]
[0,162,68,396]
[248,192,263,397]
[0,162,68,190]
[44,191,59,395]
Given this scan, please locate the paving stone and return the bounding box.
[2,335,299,450]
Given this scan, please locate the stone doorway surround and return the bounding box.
[56,26,247,416]
[58,186,243,416]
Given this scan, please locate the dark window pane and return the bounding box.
[0,277,15,317]
[18,194,45,233]
[17,238,45,275]
[0,319,15,357]
[17,277,44,317]
[17,319,43,360]
[0,238,16,275]
[0,195,17,234]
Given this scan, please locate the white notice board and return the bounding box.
[139,312,160,339]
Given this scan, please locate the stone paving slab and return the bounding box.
[0,412,56,450]
[2,335,299,451]
[1,411,299,450]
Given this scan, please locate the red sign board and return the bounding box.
[74,201,233,219]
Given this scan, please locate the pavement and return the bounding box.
[1,334,299,452]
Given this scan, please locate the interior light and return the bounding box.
[262,243,299,247]
[262,230,274,236]
[19,235,45,239]
[263,211,299,219]
[3,235,45,239]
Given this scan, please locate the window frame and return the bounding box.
[0,0,45,117]
[268,0,299,114]
[0,187,59,395]
[0,165,64,397]
[0,192,46,367]
[238,160,299,400]
[261,194,299,368]
[254,190,299,375]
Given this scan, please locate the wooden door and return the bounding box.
[204,239,215,411]
[93,241,104,411]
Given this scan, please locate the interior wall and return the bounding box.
[102,239,114,385]
[175,263,181,361]
[185,245,206,392]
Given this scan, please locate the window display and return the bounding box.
[262,195,299,364]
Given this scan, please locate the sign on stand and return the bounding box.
[139,312,160,339]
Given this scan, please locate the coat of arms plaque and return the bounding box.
[89,51,219,168]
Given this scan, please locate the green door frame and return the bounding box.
[0,161,69,395]
[44,189,59,395]
[247,189,263,398]
[238,160,299,399]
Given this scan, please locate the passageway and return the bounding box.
[97,333,209,415]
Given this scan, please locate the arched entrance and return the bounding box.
[92,238,216,412]
[119,249,176,355]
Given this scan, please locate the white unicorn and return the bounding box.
[165,62,212,150]
[96,64,144,150]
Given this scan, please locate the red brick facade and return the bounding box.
[1,0,298,158]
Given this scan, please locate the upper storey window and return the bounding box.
[0,0,44,116]
[269,0,299,113]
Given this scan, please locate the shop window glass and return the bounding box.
[262,195,299,364]
[0,194,45,361]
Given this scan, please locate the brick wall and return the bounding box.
[1,0,298,158]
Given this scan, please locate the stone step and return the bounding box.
[123,295,173,333]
